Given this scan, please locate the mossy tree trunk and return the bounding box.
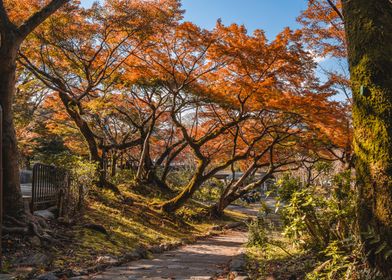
[161,160,208,212]
[342,0,392,276]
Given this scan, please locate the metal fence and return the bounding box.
[31,163,70,214]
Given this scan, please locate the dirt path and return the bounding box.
[87,205,259,280]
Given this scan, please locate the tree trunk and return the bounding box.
[0,0,67,219]
[342,0,392,276]
[58,92,119,193]
[58,92,100,162]
[0,45,24,218]
[136,131,153,182]
[210,192,237,217]
[160,142,187,183]
[161,160,207,212]
[111,152,117,177]
[211,173,272,216]
[135,128,174,193]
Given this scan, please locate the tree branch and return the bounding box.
[17,0,68,40]
[326,0,344,22]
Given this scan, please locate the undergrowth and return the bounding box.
[246,170,385,280]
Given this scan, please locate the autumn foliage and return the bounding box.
[1,0,352,214]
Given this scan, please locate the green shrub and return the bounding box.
[275,173,302,202]
[247,217,269,250]
[274,170,385,279]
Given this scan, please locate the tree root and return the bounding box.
[4,215,28,227]
[3,213,64,246]
[2,226,29,234]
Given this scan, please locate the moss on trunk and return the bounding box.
[161,160,207,212]
[342,0,392,276]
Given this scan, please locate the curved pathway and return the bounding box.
[89,204,259,280]
[91,230,247,280]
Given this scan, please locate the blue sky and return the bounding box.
[181,0,308,40]
[81,0,308,40]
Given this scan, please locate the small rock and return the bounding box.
[47,206,58,216]
[72,270,87,276]
[121,247,148,261]
[122,252,140,261]
[34,210,55,220]
[224,221,245,229]
[29,236,41,247]
[230,258,246,271]
[36,272,59,280]
[96,255,118,264]
[135,247,148,258]
[180,238,193,245]
[162,243,175,251]
[84,223,108,235]
[55,268,77,278]
[87,264,105,274]
[68,277,89,280]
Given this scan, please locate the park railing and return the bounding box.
[31,163,70,216]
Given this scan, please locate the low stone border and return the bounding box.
[35,221,246,280]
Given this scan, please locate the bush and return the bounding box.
[274,170,385,279]
[247,216,269,250]
[275,173,302,202]
[277,171,355,250]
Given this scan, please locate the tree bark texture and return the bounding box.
[342,0,392,276]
